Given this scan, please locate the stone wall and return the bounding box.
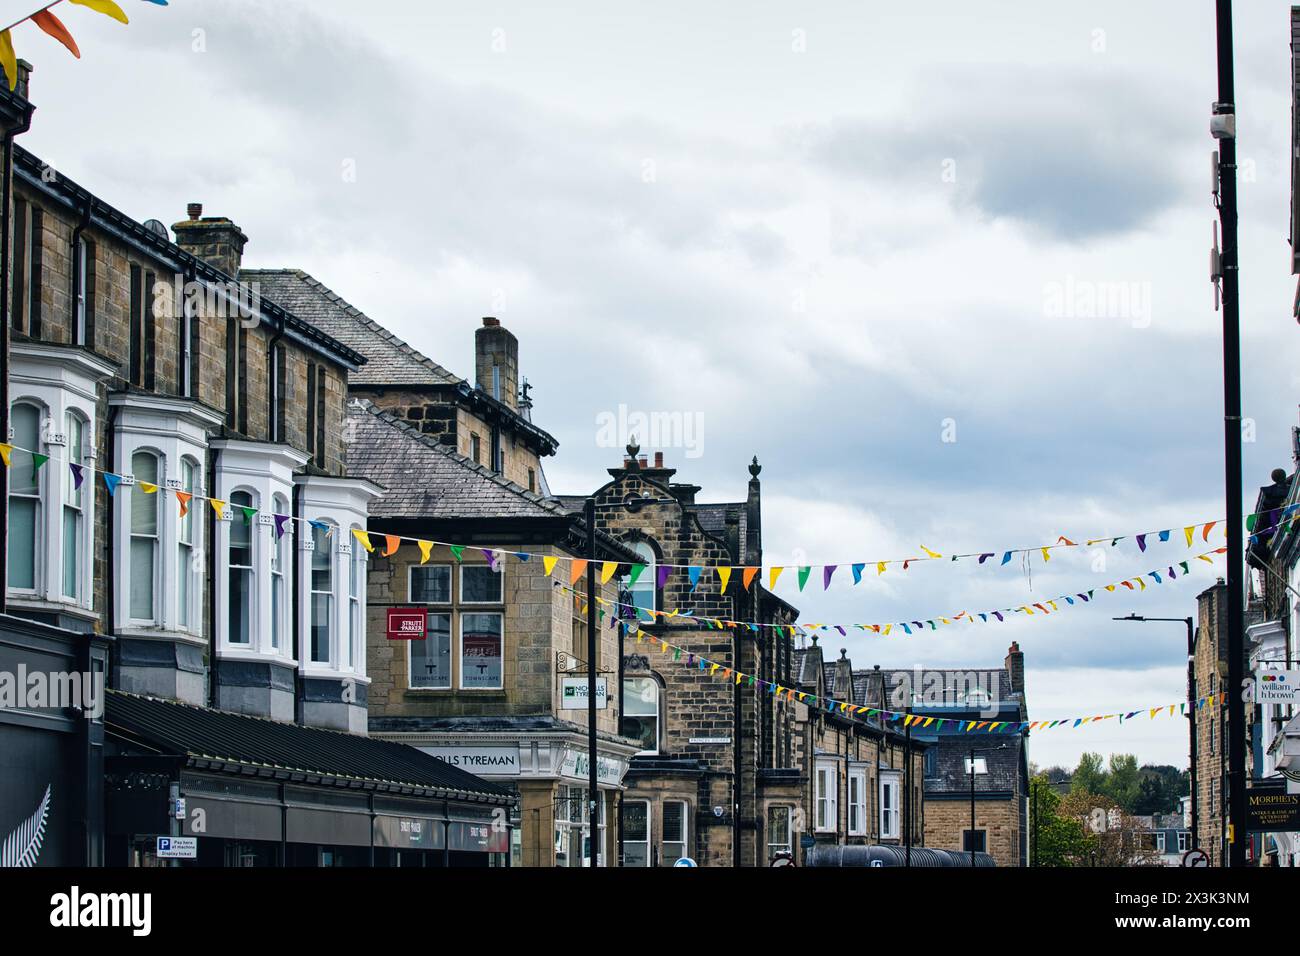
[923,798,1021,867]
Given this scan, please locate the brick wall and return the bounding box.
[924,798,1021,866]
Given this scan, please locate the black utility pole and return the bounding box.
[903,705,912,867]
[1115,615,1199,850]
[1212,0,1247,868]
[969,746,977,868]
[585,497,599,868]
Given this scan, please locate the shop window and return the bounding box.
[815,760,838,832]
[768,805,793,861]
[406,563,502,689]
[555,786,605,867]
[621,800,650,867]
[621,675,661,754]
[662,801,688,865]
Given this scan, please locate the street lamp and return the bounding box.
[1114,614,1198,850]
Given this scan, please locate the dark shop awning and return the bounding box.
[105,690,512,804]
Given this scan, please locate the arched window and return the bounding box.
[271,494,288,652]
[621,674,662,754]
[228,490,255,645]
[129,450,160,621]
[62,411,86,599]
[177,458,198,630]
[7,402,42,590]
[310,522,335,664]
[624,540,657,616]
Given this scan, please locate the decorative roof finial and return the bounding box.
[626,438,640,461]
[748,456,761,479]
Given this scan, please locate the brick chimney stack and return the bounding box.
[475,317,519,410]
[1004,641,1025,697]
[172,203,248,278]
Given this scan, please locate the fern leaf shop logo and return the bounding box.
[1,784,51,868]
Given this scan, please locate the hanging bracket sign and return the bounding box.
[386,608,426,640]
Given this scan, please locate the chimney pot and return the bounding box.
[639,456,648,468]
[482,316,500,327]
[654,452,664,468]
[187,203,202,220]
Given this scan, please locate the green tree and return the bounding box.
[1029,776,1092,866]
[1105,754,1142,811]
[1071,752,1106,795]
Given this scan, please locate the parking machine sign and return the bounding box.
[156,836,197,859]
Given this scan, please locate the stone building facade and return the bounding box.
[1193,579,1231,865]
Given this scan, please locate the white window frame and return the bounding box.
[212,441,308,662]
[621,799,651,867]
[1155,832,1166,853]
[308,520,337,667]
[294,474,381,682]
[815,759,839,833]
[408,611,453,690]
[848,766,868,836]
[226,487,258,646]
[269,493,288,652]
[8,343,113,616]
[177,457,199,633]
[61,410,86,601]
[128,449,162,625]
[767,805,794,861]
[110,392,219,641]
[409,563,452,605]
[459,561,503,604]
[7,399,45,596]
[622,675,661,755]
[623,540,658,615]
[661,800,689,865]
[1178,831,1189,853]
[880,772,902,839]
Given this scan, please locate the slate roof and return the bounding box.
[345,400,567,520]
[922,735,1025,794]
[241,269,464,387]
[693,502,748,555]
[855,667,1017,714]
[106,690,511,802]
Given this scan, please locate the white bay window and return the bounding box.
[8,343,113,616]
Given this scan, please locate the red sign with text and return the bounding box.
[387,608,426,640]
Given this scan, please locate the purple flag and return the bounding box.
[1136,534,1147,552]
[69,463,84,489]
[823,565,837,589]
[656,565,672,589]
[274,514,290,539]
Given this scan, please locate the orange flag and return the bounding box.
[175,491,192,517]
[570,559,588,585]
[383,534,400,557]
[32,10,80,57]
[742,567,758,590]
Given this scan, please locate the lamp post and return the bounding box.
[1115,614,1198,850]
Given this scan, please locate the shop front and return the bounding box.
[373,716,640,866]
[104,690,514,867]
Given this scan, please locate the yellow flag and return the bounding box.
[0,31,16,92]
[717,567,732,591]
[1104,584,1116,592]
[569,559,588,585]
[882,624,892,636]
[68,0,130,25]
[0,441,11,466]
[921,545,941,559]
[139,482,158,494]
[1041,547,1050,562]
[1184,526,1194,546]
[769,566,783,590]
[600,561,617,584]
[209,498,226,518]
[352,529,374,553]
[877,561,887,575]
[543,555,558,576]
[418,540,433,564]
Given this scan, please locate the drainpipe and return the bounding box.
[0,127,18,612]
[207,446,220,707]
[104,405,119,682]
[292,482,303,724]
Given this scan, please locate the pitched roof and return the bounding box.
[345,400,568,521]
[240,269,464,387]
[105,690,511,802]
[922,735,1026,794]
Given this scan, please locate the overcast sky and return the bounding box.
[10,0,1300,770]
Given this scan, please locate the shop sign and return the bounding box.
[422,746,521,776]
[387,608,426,640]
[561,677,607,710]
